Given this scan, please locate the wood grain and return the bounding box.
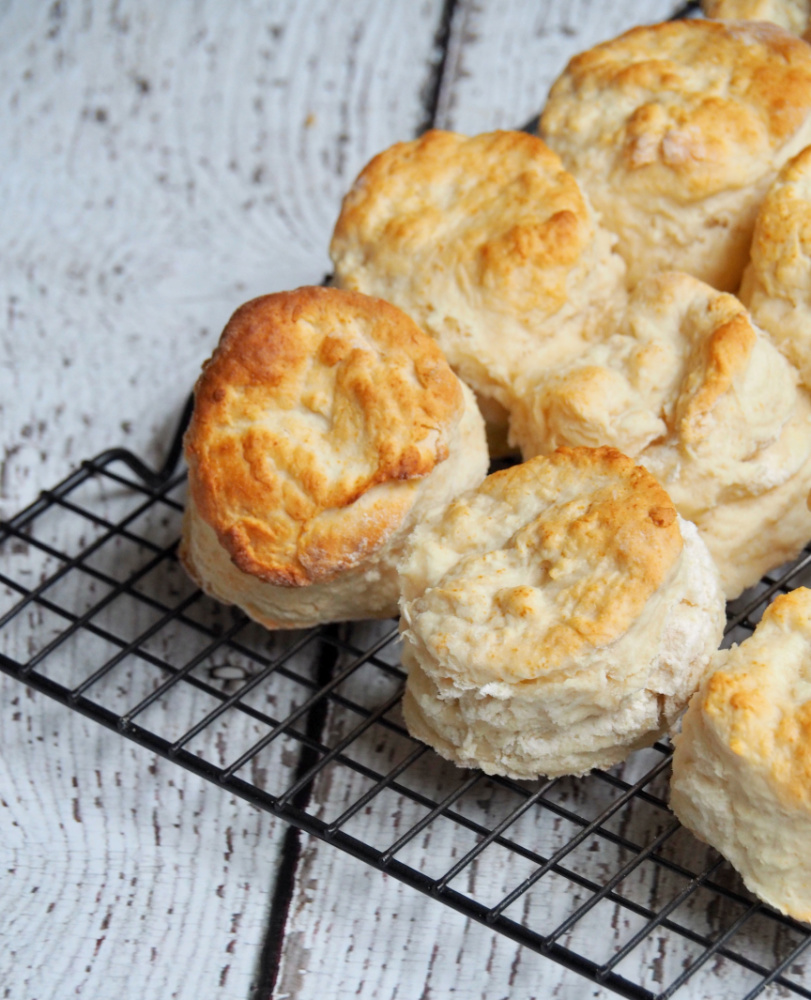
[433,0,689,133]
[0,689,279,999]
[0,1,448,997]
[0,465,312,998]
[0,0,446,518]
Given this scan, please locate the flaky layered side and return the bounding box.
[740,145,811,389]
[671,588,811,922]
[181,286,489,628]
[541,19,811,291]
[329,130,627,437]
[398,447,726,779]
[510,272,811,598]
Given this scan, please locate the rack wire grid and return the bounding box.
[3,402,811,1000]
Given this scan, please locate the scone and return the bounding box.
[398,447,726,780]
[740,145,811,389]
[702,0,811,38]
[510,272,811,599]
[671,588,811,922]
[540,19,811,291]
[329,129,627,441]
[180,286,488,629]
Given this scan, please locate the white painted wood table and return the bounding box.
[5,3,802,999]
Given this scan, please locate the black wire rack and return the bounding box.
[2,403,811,1000]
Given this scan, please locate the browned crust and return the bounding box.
[542,19,811,200]
[330,129,592,317]
[747,144,811,273]
[676,312,757,445]
[480,446,684,656]
[184,286,463,586]
[703,587,811,807]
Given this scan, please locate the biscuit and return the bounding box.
[329,129,627,436]
[181,286,489,628]
[702,0,811,38]
[510,272,811,598]
[540,19,811,291]
[671,588,811,922]
[740,145,811,389]
[398,447,726,779]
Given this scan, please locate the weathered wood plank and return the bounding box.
[434,0,690,133]
[0,687,280,999]
[272,639,800,1000]
[0,1,448,997]
[0,0,447,518]
[0,465,320,998]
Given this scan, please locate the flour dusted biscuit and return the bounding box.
[181,287,488,629]
[541,19,811,291]
[671,588,811,921]
[702,0,811,38]
[398,447,726,779]
[330,130,627,435]
[511,272,811,598]
[740,146,811,389]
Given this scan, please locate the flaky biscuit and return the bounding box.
[398,447,726,779]
[671,588,811,921]
[541,19,811,291]
[329,130,627,430]
[702,0,811,37]
[181,286,488,628]
[740,145,811,389]
[511,272,811,598]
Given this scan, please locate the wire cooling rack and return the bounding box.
[2,402,811,1000]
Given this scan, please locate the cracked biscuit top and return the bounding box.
[184,286,464,587]
[514,272,810,514]
[399,446,684,683]
[331,129,593,317]
[540,19,811,289]
[740,145,811,389]
[330,129,626,405]
[701,588,811,809]
[543,19,811,200]
[670,586,811,920]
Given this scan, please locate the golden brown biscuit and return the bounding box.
[702,0,811,38]
[330,130,626,436]
[510,272,811,598]
[671,588,811,921]
[740,145,811,389]
[181,286,489,628]
[541,19,811,291]
[398,447,726,779]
